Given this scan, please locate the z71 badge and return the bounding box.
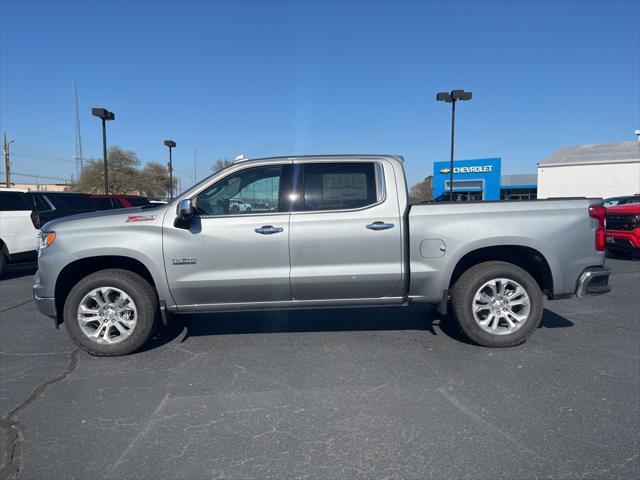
[126,215,157,222]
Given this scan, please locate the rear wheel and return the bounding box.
[63,269,158,356]
[0,252,6,277]
[451,261,543,347]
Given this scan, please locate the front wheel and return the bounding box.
[451,261,543,347]
[63,269,158,356]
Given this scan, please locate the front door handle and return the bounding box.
[255,225,284,235]
[366,222,395,231]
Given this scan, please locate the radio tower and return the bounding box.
[73,79,84,180]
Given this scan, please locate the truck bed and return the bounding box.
[407,198,604,304]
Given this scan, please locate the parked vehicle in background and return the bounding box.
[606,201,640,258]
[33,154,611,356]
[91,194,150,210]
[24,192,97,228]
[229,198,252,213]
[0,189,38,275]
[603,195,640,207]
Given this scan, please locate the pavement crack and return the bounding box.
[0,348,79,480]
[0,300,32,315]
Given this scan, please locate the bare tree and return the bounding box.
[74,147,176,199]
[137,161,177,200]
[409,176,433,204]
[211,158,233,173]
[74,146,140,194]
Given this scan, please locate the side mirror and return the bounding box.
[175,199,195,228]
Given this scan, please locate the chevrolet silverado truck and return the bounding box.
[33,155,611,356]
[605,199,640,257]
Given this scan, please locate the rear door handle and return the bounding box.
[255,225,284,235]
[366,222,395,231]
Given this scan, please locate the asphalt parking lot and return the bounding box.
[0,258,638,480]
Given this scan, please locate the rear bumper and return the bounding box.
[576,267,611,297]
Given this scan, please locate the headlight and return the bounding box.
[37,231,56,255]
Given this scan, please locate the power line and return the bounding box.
[11,171,72,182]
[12,146,73,163]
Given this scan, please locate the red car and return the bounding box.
[606,199,640,258]
[90,194,150,210]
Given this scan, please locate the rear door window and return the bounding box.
[0,192,30,211]
[126,197,149,206]
[92,197,114,210]
[299,162,379,211]
[51,195,95,211]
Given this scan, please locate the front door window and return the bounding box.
[195,165,282,215]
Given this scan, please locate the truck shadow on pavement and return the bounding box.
[142,306,574,352]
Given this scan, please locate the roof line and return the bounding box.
[537,158,640,168]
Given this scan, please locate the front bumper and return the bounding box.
[576,267,611,298]
[606,229,640,252]
[33,270,57,319]
[33,291,57,318]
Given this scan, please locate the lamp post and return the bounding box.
[91,108,115,194]
[164,140,176,200]
[436,90,472,201]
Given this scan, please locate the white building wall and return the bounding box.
[537,162,640,199]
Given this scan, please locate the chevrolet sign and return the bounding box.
[440,165,493,174]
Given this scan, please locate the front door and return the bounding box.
[163,164,292,308]
[289,160,404,301]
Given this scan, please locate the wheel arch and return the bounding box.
[448,244,555,296]
[54,255,159,326]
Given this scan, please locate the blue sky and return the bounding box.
[1,0,638,188]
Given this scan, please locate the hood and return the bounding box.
[41,204,169,231]
[606,203,640,215]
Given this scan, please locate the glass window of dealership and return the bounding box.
[433,158,537,201]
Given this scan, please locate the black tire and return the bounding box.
[0,252,6,278]
[63,269,158,356]
[451,261,543,347]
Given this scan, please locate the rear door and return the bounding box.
[289,159,404,301]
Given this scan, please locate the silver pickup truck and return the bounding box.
[33,155,611,356]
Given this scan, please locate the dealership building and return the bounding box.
[432,158,537,201]
[537,141,640,199]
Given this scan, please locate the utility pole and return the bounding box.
[194,149,197,185]
[3,133,14,188]
[73,80,84,180]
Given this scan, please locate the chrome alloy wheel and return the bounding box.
[472,278,531,335]
[77,287,138,344]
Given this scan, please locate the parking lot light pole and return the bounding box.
[164,140,176,200]
[436,90,472,200]
[91,108,115,194]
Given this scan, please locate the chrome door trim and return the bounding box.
[175,296,406,313]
